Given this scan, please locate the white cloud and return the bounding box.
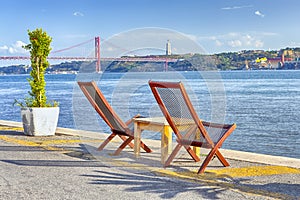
[73,11,84,17]
[8,47,15,54]
[12,41,27,53]
[0,41,27,54]
[255,10,265,18]
[228,32,238,37]
[221,5,253,10]
[14,40,26,48]
[200,32,268,50]
[244,34,252,45]
[289,41,300,46]
[255,40,264,48]
[228,40,242,47]
[0,45,8,51]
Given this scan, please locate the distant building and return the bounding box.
[279,49,294,57]
[267,58,281,68]
[166,40,171,56]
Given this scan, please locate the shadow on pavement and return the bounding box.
[0,130,24,136]
[83,169,227,199]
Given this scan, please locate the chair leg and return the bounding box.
[99,133,151,155]
[98,133,117,151]
[164,143,182,167]
[197,147,219,174]
[215,149,230,167]
[113,137,134,155]
[140,141,152,153]
[118,135,135,149]
[184,146,200,162]
[164,144,200,167]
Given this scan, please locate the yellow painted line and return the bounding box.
[0,135,68,152]
[151,165,300,180]
[41,139,103,145]
[0,126,23,131]
[0,135,40,147]
[0,135,103,152]
[41,146,65,151]
[154,169,295,200]
[207,165,300,177]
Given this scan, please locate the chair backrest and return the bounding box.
[149,80,214,144]
[77,81,128,134]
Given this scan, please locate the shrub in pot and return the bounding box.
[15,28,59,136]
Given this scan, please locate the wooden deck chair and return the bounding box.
[78,81,152,155]
[149,80,236,174]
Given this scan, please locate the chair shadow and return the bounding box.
[79,144,236,199]
[82,169,228,199]
[81,144,300,199]
[0,129,24,136]
[82,143,224,172]
[82,168,299,199]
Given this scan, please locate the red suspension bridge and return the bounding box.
[0,37,178,72]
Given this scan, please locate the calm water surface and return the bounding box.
[0,70,299,159]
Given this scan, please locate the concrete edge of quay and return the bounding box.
[0,119,299,169]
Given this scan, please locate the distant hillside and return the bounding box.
[1,47,300,74]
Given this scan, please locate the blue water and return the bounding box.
[1,70,299,159]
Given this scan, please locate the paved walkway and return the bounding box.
[0,120,299,200]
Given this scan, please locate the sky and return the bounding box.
[1,0,300,66]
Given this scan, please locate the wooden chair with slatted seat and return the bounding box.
[78,81,152,155]
[149,80,236,173]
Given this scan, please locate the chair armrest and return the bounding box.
[125,114,141,126]
[202,121,235,129]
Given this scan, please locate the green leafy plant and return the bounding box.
[14,28,58,107]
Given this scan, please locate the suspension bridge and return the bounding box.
[0,37,178,72]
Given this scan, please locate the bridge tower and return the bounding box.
[95,36,101,72]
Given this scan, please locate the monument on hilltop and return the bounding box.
[166,40,171,56]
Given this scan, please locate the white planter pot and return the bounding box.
[21,107,59,136]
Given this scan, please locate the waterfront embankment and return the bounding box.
[0,119,299,199]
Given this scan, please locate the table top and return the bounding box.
[133,117,169,125]
[133,116,196,126]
